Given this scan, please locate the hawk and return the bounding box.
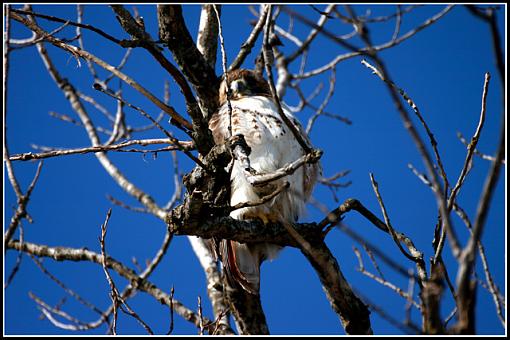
[209,69,320,294]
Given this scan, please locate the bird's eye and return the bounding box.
[230,80,247,94]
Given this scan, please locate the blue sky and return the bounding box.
[4,4,506,335]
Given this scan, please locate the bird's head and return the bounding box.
[218,69,271,106]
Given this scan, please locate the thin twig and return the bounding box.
[320,197,428,286]
[4,161,44,246]
[305,67,337,135]
[76,5,99,82]
[362,244,385,280]
[369,173,419,263]
[30,292,94,331]
[353,247,421,310]
[434,72,491,262]
[293,5,454,79]
[77,91,115,122]
[3,4,23,202]
[457,132,505,164]
[107,195,150,214]
[404,269,416,326]
[455,53,505,337]
[5,223,24,289]
[93,84,206,170]
[30,255,105,316]
[285,4,335,63]
[353,288,421,335]
[360,56,459,263]
[167,287,175,335]
[213,4,233,138]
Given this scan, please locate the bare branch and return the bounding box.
[262,6,314,154]
[76,5,99,82]
[213,4,234,138]
[300,240,373,334]
[110,5,200,128]
[4,161,44,247]
[93,84,206,169]
[3,5,24,203]
[197,5,219,68]
[9,139,193,162]
[31,255,105,316]
[7,239,212,330]
[31,32,167,220]
[157,4,218,124]
[354,288,421,335]
[294,5,454,79]
[11,11,192,131]
[11,8,123,44]
[434,72,491,262]
[353,247,421,310]
[285,5,335,63]
[100,209,154,334]
[4,223,24,289]
[319,197,427,286]
[30,292,94,331]
[455,99,506,333]
[457,132,505,164]
[360,56,458,264]
[81,227,175,332]
[369,174,423,263]
[246,149,322,187]
[229,5,269,72]
[305,68,337,135]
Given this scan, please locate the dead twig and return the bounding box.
[100,209,154,334]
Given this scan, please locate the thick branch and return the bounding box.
[169,208,322,248]
[302,240,372,334]
[109,5,214,154]
[196,5,219,68]
[157,5,218,123]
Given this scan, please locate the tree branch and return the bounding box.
[10,11,192,132]
[196,5,219,68]
[7,239,218,332]
[157,5,218,124]
[9,139,193,161]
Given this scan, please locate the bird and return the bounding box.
[208,69,320,294]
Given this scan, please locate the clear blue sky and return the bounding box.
[4,4,506,335]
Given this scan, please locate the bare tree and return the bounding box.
[4,4,506,335]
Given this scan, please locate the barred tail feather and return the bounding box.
[221,240,260,295]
